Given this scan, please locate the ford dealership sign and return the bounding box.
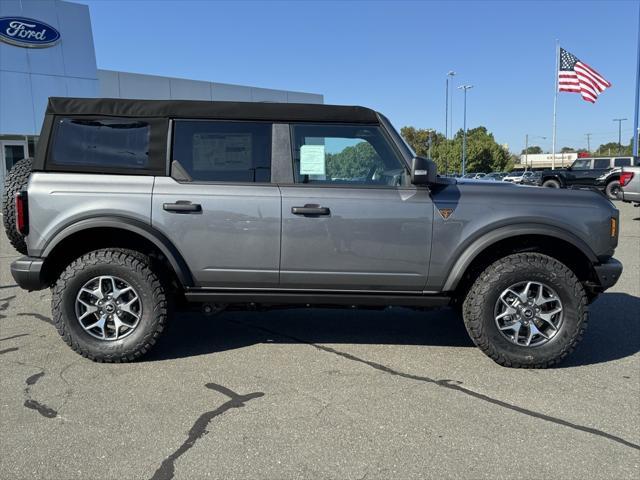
[0,17,60,48]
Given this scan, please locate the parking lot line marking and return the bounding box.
[230,319,640,452]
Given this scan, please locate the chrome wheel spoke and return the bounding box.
[494,281,563,348]
[75,275,142,342]
[84,314,107,339]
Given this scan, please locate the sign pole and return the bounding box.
[552,40,559,170]
[633,4,640,157]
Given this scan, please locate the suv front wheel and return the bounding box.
[52,249,168,362]
[462,253,587,368]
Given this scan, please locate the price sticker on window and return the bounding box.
[300,145,326,175]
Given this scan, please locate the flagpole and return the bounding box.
[552,39,559,170]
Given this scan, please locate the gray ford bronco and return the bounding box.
[3,97,623,367]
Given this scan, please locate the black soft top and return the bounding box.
[45,97,380,123]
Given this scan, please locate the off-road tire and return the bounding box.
[1,157,32,254]
[605,180,621,200]
[542,179,561,188]
[52,249,168,362]
[462,253,587,368]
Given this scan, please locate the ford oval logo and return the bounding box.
[0,17,60,48]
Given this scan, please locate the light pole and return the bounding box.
[427,129,434,160]
[613,118,628,154]
[524,134,547,170]
[585,133,592,153]
[445,71,456,139]
[458,85,473,175]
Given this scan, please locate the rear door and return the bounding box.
[590,158,612,184]
[279,123,433,292]
[565,158,593,186]
[152,120,281,288]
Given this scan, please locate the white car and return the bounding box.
[503,170,526,183]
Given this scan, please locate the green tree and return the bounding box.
[325,141,382,179]
[595,141,632,156]
[401,125,511,174]
[560,146,575,153]
[521,146,543,155]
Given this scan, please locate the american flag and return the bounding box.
[558,48,611,103]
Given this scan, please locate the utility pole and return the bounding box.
[458,85,473,175]
[427,129,433,160]
[525,134,528,171]
[613,118,628,154]
[633,3,639,156]
[585,133,592,153]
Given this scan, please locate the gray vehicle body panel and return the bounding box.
[279,185,433,291]
[26,173,154,257]
[151,177,281,288]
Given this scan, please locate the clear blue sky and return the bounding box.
[81,0,639,154]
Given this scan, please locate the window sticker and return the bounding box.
[192,133,252,171]
[300,144,326,175]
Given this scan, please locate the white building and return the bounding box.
[518,153,577,169]
[0,0,323,184]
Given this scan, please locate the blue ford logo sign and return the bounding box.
[0,17,60,48]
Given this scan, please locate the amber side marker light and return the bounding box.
[610,217,617,238]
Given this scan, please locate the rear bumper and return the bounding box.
[10,257,47,291]
[593,257,623,291]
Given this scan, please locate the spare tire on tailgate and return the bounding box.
[2,157,32,255]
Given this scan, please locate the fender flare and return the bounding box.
[442,223,598,291]
[41,216,194,287]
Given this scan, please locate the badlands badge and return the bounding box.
[438,208,454,220]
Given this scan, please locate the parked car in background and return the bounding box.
[539,156,638,199]
[486,172,508,181]
[462,172,487,179]
[521,171,542,186]
[618,165,640,205]
[503,170,526,183]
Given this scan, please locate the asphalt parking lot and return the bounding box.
[0,201,638,480]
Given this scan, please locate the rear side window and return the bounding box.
[49,118,150,169]
[593,158,610,169]
[614,158,631,167]
[172,120,271,182]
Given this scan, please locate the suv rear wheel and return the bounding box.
[462,253,587,368]
[52,249,167,362]
[605,180,621,200]
[542,178,561,188]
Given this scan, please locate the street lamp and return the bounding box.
[445,71,456,139]
[458,85,473,175]
[524,134,547,170]
[613,118,628,154]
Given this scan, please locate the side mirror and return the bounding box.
[566,165,572,171]
[410,156,437,185]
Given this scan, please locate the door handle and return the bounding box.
[163,201,202,213]
[291,204,331,216]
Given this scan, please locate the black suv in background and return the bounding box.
[540,156,638,199]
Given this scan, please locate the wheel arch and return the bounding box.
[40,216,194,288]
[443,224,598,293]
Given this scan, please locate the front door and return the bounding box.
[152,120,281,288]
[280,123,433,292]
[1,141,28,186]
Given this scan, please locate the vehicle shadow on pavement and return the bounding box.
[146,306,474,362]
[559,292,640,368]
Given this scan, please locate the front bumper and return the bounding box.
[593,257,623,291]
[11,257,47,291]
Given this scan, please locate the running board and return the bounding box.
[184,290,451,308]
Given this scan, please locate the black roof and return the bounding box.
[46,97,380,123]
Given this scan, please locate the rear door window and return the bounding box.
[593,158,610,169]
[614,158,631,167]
[172,120,272,183]
[49,118,150,169]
